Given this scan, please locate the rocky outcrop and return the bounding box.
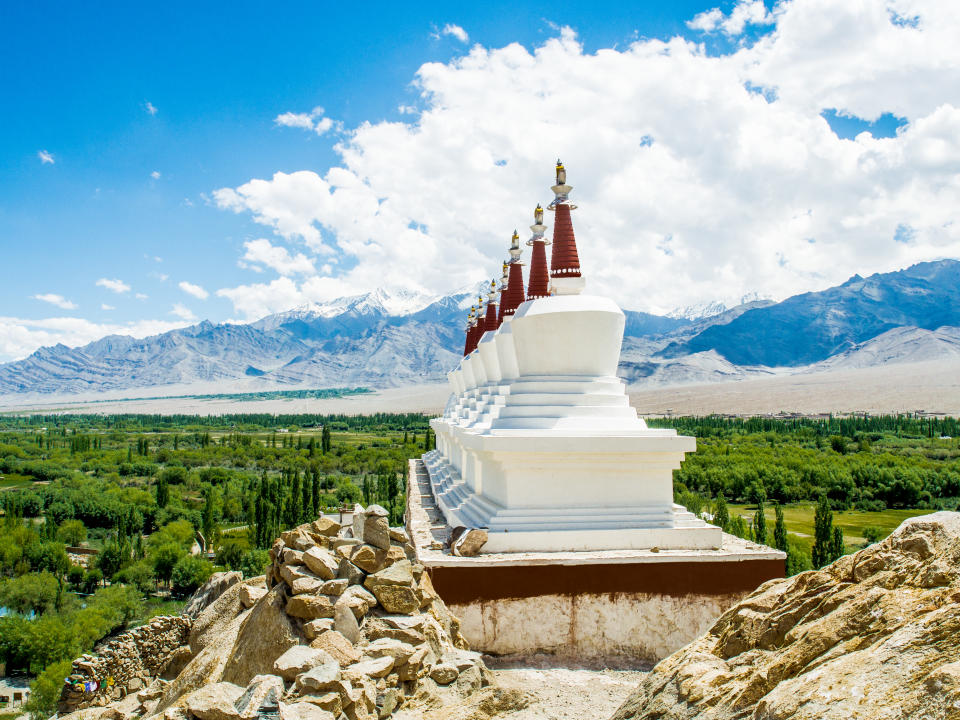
[183,571,243,619]
[62,507,501,720]
[612,511,960,720]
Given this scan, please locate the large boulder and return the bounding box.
[183,682,244,720]
[222,585,301,686]
[190,581,249,653]
[183,572,243,619]
[273,646,336,682]
[612,512,960,720]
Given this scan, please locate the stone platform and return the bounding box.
[406,458,785,664]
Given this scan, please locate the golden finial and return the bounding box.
[555,159,566,186]
[534,203,544,225]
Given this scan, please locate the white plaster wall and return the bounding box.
[450,591,745,665]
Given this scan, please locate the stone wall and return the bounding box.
[58,615,191,713]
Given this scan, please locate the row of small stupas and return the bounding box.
[426,161,719,554]
[462,160,582,355]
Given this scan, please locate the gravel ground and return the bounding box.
[488,664,646,719]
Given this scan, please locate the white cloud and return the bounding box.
[170,303,198,321]
[145,101,158,115]
[213,2,960,317]
[151,171,161,179]
[687,1,772,35]
[442,24,469,43]
[687,8,723,32]
[96,278,131,294]
[37,150,54,165]
[242,238,315,276]
[274,107,336,136]
[135,293,148,300]
[33,293,77,310]
[0,316,191,362]
[151,272,169,282]
[178,281,209,299]
[101,304,115,311]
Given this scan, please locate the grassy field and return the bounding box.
[0,473,35,489]
[729,502,931,547]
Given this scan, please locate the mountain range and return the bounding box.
[1,260,958,396]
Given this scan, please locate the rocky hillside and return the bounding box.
[58,507,526,720]
[611,511,960,720]
[664,259,960,367]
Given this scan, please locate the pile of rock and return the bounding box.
[237,504,488,719]
[612,511,960,720]
[58,616,192,713]
[57,507,494,720]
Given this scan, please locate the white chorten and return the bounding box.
[426,162,720,553]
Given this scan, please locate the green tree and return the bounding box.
[56,519,87,546]
[96,538,126,579]
[812,494,833,568]
[171,555,213,598]
[712,492,729,531]
[773,503,788,552]
[239,549,270,578]
[862,526,884,544]
[830,525,845,562]
[0,572,59,615]
[151,543,184,587]
[26,659,73,720]
[753,499,767,545]
[156,473,169,509]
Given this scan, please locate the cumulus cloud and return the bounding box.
[170,303,198,321]
[274,107,335,136]
[33,294,77,310]
[96,278,131,294]
[37,150,54,164]
[145,101,158,115]
[101,304,115,311]
[241,239,315,276]
[689,1,773,35]
[178,281,209,300]
[151,171,161,179]
[0,316,191,362]
[442,24,469,43]
[211,0,960,317]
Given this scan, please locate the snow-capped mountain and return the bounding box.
[1,261,958,396]
[667,292,770,321]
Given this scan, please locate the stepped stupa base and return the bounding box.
[407,458,785,663]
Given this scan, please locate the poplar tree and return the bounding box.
[830,526,845,563]
[753,499,767,545]
[812,494,833,568]
[773,502,788,552]
[311,469,321,517]
[713,492,729,531]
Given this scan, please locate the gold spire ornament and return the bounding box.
[555,159,566,186]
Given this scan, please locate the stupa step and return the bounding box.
[502,392,630,407]
[496,405,639,418]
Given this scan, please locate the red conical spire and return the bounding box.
[496,261,509,328]
[550,204,581,278]
[463,307,476,356]
[483,280,498,331]
[472,294,486,351]
[526,205,550,300]
[500,231,526,319]
[548,160,584,295]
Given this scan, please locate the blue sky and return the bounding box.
[2,0,959,361]
[2,1,719,325]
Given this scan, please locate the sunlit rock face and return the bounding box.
[427,162,719,554]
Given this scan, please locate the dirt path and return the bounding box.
[489,665,645,719]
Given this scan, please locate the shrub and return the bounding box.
[170,556,213,598]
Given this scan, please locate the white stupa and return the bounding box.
[425,162,721,553]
